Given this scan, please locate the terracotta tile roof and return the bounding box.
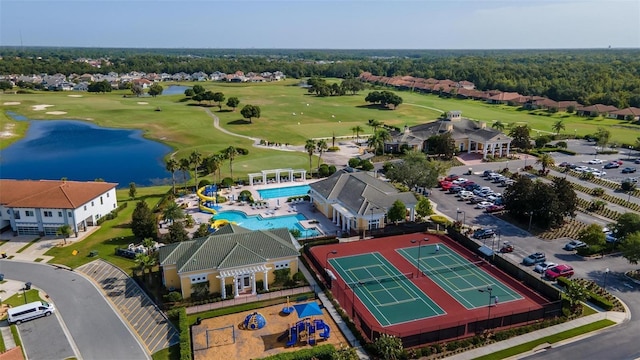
[610,107,640,116]
[557,101,582,109]
[488,92,523,101]
[0,179,117,209]
[577,104,619,113]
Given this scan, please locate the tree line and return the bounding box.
[1,48,638,107]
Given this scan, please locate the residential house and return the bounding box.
[209,71,226,81]
[78,73,95,83]
[0,179,118,236]
[191,72,209,81]
[609,107,640,121]
[576,104,619,117]
[158,224,301,299]
[387,111,513,159]
[525,97,559,110]
[487,92,523,104]
[131,78,153,89]
[557,101,582,112]
[73,82,89,91]
[308,171,418,235]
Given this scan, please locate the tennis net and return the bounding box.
[347,272,414,288]
[421,260,485,276]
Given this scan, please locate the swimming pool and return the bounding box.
[212,210,320,238]
[257,185,310,200]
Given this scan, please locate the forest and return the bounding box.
[1,47,639,107]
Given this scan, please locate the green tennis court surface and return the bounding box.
[329,252,446,326]
[397,244,522,309]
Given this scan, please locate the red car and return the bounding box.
[545,264,574,280]
[485,204,505,213]
[440,181,454,190]
[444,174,459,182]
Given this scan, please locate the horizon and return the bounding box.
[1,0,639,50]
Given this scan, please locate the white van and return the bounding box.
[7,301,55,324]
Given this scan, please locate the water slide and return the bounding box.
[197,186,217,202]
[197,186,218,214]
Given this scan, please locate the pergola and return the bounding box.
[248,168,307,186]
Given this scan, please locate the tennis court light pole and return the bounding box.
[478,286,493,328]
[457,208,466,228]
[325,250,337,288]
[411,238,426,277]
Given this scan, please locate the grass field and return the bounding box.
[3,80,640,179]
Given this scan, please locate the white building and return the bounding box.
[0,179,118,236]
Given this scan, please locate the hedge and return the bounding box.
[173,307,192,360]
[259,344,335,359]
[556,277,614,310]
[430,215,451,226]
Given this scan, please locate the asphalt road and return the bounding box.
[18,312,75,360]
[431,158,640,360]
[1,260,149,360]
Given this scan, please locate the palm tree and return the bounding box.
[368,129,391,155]
[56,224,73,245]
[305,139,316,174]
[536,153,555,172]
[165,158,178,195]
[206,154,223,184]
[189,150,202,190]
[492,121,506,132]
[163,202,185,225]
[179,158,190,193]
[552,120,566,135]
[316,139,328,167]
[367,119,382,133]
[135,253,157,283]
[223,146,239,179]
[142,237,155,254]
[351,125,364,142]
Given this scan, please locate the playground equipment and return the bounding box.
[284,318,330,347]
[197,185,220,214]
[282,296,295,315]
[242,312,267,330]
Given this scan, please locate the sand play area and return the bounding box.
[46,111,68,115]
[192,302,348,360]
[3,102,20,105]
[32,104,54,111]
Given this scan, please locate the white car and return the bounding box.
[452,178,468,185]
[534,261,558,274]
[574,165,589,172]
[486,193,502,202]
[564,240,587,250]
[457,190,474,198]
[475,201,494,209]
[591,170,607,177]
[588,159,604,164]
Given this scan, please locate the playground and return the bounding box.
[191,302,348,360]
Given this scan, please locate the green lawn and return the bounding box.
[4,81,638,179]
[44,186,170,272]
[474,319,615,360]
[2,289,46,308]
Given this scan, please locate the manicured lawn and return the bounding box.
[0,110,30,150]
[2,289,46,308]
[474,319,615,360]
[44,185,170,273]
[4,81,640,180]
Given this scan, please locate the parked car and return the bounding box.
[465,183,481,191]
[591,170,607,177]
[483,170,496,177]
[473,187,492,195]
[452,178,469,185]
[457,190,473,197]
[574,165,589,172]
[605,232,619,243]
[604,162,620,169]
[564,240,587,250]
[444,174,459,182]
[459,193,475,201]
[448,186,463,194]
[440,181,454,190]
[545,264,574,280]
[469,196,485,204]
[473,228,496,239]
[622,167,637,174]
[485,204,505,213]
[635,159,640,164]
[534,261,558,274]
[475,201,494,209]
[500,179,515,187]
[486,193,502,202]
[588,159,604,164]
[559,162,572,168]
[523,252,546,265]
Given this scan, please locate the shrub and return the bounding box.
[175,307,191,360]
[589,292,614,310]
[429,215,451,226]
[164,291,183,302]
[327,146,340,152]
[591,187,605,196]
[198,179,211,188]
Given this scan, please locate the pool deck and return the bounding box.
[163,180,341,239]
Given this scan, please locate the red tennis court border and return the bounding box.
[309,233,558,346]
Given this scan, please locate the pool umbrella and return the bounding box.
[293,302,323,319]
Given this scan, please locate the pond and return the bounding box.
[1,113,178,187]
[162,85,190,96]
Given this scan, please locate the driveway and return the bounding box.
[0,260,149,360]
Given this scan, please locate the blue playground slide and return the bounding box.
[286,326,298,347]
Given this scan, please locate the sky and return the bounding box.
[1,0,639,49]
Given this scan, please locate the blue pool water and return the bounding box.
[213,210,320,238]
[258,185,310,200]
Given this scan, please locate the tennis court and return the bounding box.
[397,244,522,309]
[329,252,446,326]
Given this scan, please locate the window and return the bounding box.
[106,192,109,198]
[84,206,87,211]
[13,211,20,219]
[274,261,290,269]
[58,211,62,217]
[91,201,94,207]
[43,211,52,217]
[190,274,208,284]
[67,212,72,217]
[25,210,34,217]
[100,196,103,205]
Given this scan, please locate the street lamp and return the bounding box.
[457,208,466,228]
[411,238,427,277]
[603,268,610,290]
[629,146,634,160]
[326,250,337,267]
[478,286,494,329]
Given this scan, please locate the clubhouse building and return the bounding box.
[0,179,118,236]
[387,111,513,159]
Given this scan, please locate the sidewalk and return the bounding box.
[445,311,627,359]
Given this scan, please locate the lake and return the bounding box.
[1,114,177,187]
[163,85,189,96]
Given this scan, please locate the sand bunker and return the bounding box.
[3,102,20,105]
[46,111,68,115]
[137,102,149,105]
[32,104,54,111]
[67,94,83,98]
